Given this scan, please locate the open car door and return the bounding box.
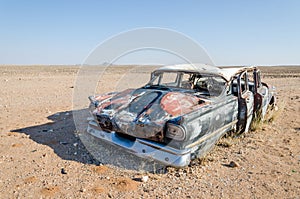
[253,69,271,119]
[237,71,254,133]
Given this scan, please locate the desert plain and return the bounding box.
[0,65,299,198]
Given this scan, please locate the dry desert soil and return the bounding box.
[0,65,299,198]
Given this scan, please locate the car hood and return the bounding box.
[90,88,209,139]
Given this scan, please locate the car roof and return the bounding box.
[154,64,257,81]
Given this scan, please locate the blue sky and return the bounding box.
[0,0,299,65]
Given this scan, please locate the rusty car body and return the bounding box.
[87,64,276,167]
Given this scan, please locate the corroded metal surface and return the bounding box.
[87,65,276,167]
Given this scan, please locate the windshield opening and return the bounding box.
[146,71,227,97]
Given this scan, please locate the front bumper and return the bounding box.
[87,118,191,167]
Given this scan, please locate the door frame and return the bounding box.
[236,71,254,133]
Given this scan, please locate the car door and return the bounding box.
[253,69,270,118]
[237,71,254,133]
[252,69,263,118]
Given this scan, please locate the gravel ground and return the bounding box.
[0,65,299,198]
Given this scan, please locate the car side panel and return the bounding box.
[166,95,238,150]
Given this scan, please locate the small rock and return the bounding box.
[141,176,149,182]
[106,176,110,180]
[73,143,78,147]
[229,161,239,168]
[79,188,86,192]
[61,168,67,174]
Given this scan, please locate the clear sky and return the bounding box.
[0,0,299,65]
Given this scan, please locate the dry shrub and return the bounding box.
[250,111,264,131]
[250,100,283,131]
[113,177,139,191]
[24,176,38,184]
[40,186,60,196]
[92,165,109,174]
[91,186,106,194]
[217,137,235,148]
[264,101,284,123]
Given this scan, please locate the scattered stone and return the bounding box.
[61,168,67,174]
[141,176,149,183]
[79,188,86,192]
[228,161,239,168]
[237,149,243,154]
[73,142,78,147]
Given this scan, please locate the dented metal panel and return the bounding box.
[87,64,276,167]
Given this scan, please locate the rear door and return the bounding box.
[237,71,254,133]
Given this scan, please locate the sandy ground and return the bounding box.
[0,65,299,198]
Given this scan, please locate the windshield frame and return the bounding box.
[145,71,228,97]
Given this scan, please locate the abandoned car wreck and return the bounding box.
[87,64,276,167]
